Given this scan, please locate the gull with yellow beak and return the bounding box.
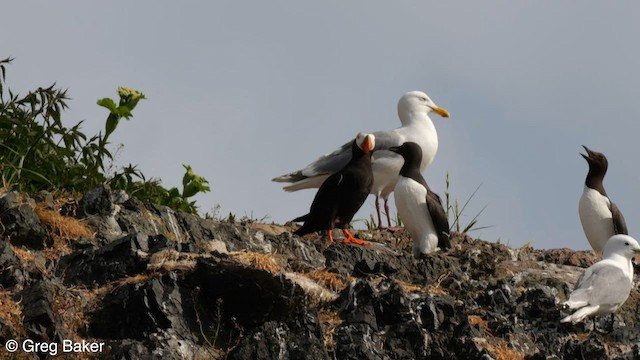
[273,91,450,229]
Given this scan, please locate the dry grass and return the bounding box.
[467,317,524,360]
[147,249,204,272]
[0,289,25,337]
[50,287,90,343]
[421,271,451,295]
[229,250,282,273]
[318,310,342,353]
[573,332,591,341]
[35,204,95,261]
[468,315,491,334]
[112,273,159,289]
[35,204,94,241]
[11,245,48,276]
[305,270,349,292]
[11,245,36,263]
[485,339,526,360]
[368,276,448,296]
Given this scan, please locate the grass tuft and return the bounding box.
[305,270,350,292]
[0,290,25,337]
[230,250,282,273]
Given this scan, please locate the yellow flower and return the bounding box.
[117,87,145,101]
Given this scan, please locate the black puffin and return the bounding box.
[293,132,375,245]
[578,145,628,254]
[389,142,450,257]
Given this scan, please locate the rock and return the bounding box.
[89,272,194,341]
[324,242,402,278]
[1,188,640,358]
[191,257,308,329]
[0,240,23,289]
[56,233,167,287]
[334,323,384,360]
[227,311,328,360]
[0,192,49,249]
[79,185,128,217]
[32,190,55,210]
[16,280,59,343]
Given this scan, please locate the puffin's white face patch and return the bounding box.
[355,132,375,153]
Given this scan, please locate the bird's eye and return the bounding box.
[420,97,427,101]
[625,242,630,245]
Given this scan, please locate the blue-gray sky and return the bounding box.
[4,2,640,250]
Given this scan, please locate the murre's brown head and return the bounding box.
[581,145,608,193]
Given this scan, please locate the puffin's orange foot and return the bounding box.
[341,237,369,246]
[341,229,369,246]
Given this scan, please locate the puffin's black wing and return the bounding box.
[294,172,345,235]
[609,201,628,235]
[426,190,451,250]
[332,168,372,227]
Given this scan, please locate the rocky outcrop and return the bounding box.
[0,186,639,359]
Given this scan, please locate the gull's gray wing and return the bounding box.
[568,265,632,307]
[273,129,403,183]
[273,141,352,183]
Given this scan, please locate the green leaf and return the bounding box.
[97,98,117,112]
[105,115,119,139]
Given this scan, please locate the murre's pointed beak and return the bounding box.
[389,146,400,154]
[580,145,594,161]
[431,106,450,118]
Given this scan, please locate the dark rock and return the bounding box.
[228,311,328,360]
[0,192,49,249]
[105,332,213,360]
[412,252,464,290]
[57,233,159,287]
[382,320,429,360]
[103,339,153,359]
[271,235,325,269]
[517,285,564,326]
[175,211,218,243]
[334,323,384,360]
[337,280,379,329]
[562,335,609,360]
[32,190,55,210]
[0,240,23,288]
[539,248,597,268]
[79,185,118,217]
[191,257,307,329]
[89,272,194,341]
[16,280,59,342]
[3,188,640,359]
[324,243,401,278]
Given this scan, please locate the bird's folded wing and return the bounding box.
[567,265,631,308]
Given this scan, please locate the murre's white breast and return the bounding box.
[579,186,614,253]
[394,176,439,257]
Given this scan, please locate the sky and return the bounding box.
[3,2,640,250]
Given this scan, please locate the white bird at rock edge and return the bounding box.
[272,90,450,229]
[578,145,628,254]
[560,234,640,325]
[390,141,451,258]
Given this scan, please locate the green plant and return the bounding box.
[0,57,210,213]
[351,214,378,231]
[444,172,491,233]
